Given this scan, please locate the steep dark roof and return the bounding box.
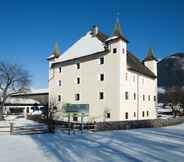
[144,48,158,61]
[113,18,128,43]
[96,31,109,42]
[127,51,156,78]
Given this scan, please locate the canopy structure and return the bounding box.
[63,104,89,114]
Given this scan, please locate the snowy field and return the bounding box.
[0,118,184,162]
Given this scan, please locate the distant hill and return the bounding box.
[158,53,184,89]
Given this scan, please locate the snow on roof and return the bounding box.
[5,97,40,104]
[105,36,118,42]
[30,88,48,94]
[56,31,105,63]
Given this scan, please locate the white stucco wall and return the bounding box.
[48,35,157,122]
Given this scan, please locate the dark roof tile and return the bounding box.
[127,51,156,78]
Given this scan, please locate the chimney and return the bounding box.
[91,25,98,36]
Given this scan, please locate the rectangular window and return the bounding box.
[58,95,61,102]
[77,77,80,84]
[147,111,149,117]
[59,80,61,86]
[75,93,80,101]
[76,63,80,69]
[122,48,125,54]
[125,92,128,100]
[125,112,128,119]
[59,67,61,73]
[148,95,150,101]
[154,96,156,101]
[134,112,136,117]
[142,111,145,117]
[134,93,136,100]
[100,57,104,64]
[113,48,117,53]
[143,95,145,101]
[100,74,104,81]
[107,113,110,118]
[125,73,128,80]
[99,92,104,100]
[73,116,78,122]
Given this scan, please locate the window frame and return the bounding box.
[58,95,61,102]
[75,93,80,101]
[59,80,61,86]
[125,112,128,119]
[100,74,104,81]
[76,63,80,69]
[142,111,145,117]
[59,67,62,73]
[99,92,104,100]
[113,48,117,53]
[77,77,80,84]
[100,57,104,65]
[125,91,129,100]
[106,113,110,119]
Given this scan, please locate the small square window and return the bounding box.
[99,92,104,100]
[77,77,80,84]
[125,112,128,119]
[125,92,128,100]
[113,48,117,53]
[59,67,61,73]
[58,95,61,102]
[100,57,104,64]
[76,63,80,69]
[73,115,78,121]
[100,74,104,81]
[107,113,110,118]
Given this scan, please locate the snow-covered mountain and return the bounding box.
[158,53,184,89]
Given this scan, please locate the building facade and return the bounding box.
[48,19,158,122]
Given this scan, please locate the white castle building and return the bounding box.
[48,18,158,122]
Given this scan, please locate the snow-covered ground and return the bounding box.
[0,117,184,162]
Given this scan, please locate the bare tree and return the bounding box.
[0,61,31,120]
[166,86,184,117]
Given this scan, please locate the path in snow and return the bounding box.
[0,118,184,162]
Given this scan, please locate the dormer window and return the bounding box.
[113,48,117,53]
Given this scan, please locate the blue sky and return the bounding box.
[0,0,183,89]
